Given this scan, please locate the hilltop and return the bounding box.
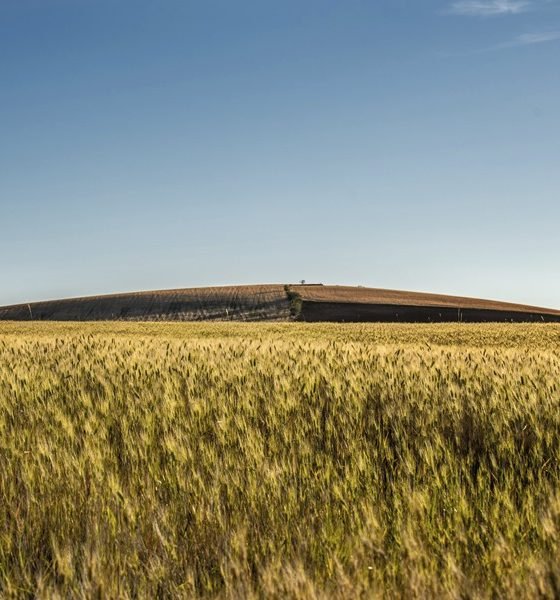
[1,284,560,323]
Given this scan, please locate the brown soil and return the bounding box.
[295,285,560,315]
[293,285,560,323]
[0,285,290,322]
[0,284,558,323]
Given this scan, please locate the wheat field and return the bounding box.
[1,322,560,598]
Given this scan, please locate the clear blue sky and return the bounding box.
[1,0,559,308]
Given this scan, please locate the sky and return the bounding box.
[1,0,559,308]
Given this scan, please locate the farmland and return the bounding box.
[0,285,291,323]
[1,322,560,598]
[2,284,560,323]
[295,285,560,323]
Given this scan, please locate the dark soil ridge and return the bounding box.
[0,284,559,323]
[0,285,291,323]
[292,285,560,323]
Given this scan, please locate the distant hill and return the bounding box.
[1,284,559,323]
[0,285,290,322]
[294,285,560,323]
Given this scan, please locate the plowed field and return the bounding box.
[1,284,559,323]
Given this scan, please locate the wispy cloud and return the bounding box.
[504,30,560,45]
[447,0,532,16]
[442,30,560,56]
